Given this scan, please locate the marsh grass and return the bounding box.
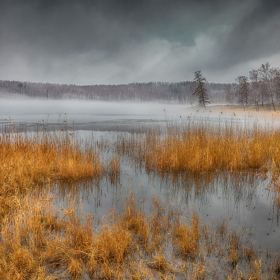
[1,122,280,279]
[117,120,280,174]
[0,193,279,279]
[0,130,121,221]
[144,122,279,173]
[117,120,280,206]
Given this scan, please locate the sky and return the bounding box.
[0,0,280,85]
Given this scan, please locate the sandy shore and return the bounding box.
[200,104,280,121]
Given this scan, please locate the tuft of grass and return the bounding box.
[275,257,280,275]
[107,157,121,184]
[194,262,205,280]
[119,121,280,177]
[217,220,228,239]
[120,196,149,246]
[244,246,255,262]
[143,122,274,173]
[0,192,278,279]
[147,253,170,272]
[227,231,241,268]
[172,213,200,259]
[0,131,104,184]
[0,131,106,220]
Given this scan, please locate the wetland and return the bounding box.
[0,99,280,279]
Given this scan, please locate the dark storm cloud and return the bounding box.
[0,0,280,84]
[216,0,280,67]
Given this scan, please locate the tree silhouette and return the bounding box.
[236,76,250,109]
[192,71,210,108]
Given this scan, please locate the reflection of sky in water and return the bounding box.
[1,99,280,252]
[53,132,280,252]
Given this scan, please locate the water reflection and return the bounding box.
[48,146,280,253]
[1,98,280,255]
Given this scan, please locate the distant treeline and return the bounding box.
[0,80,228,103]
[1,62,279,108]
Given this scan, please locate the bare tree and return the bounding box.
[236,76,250,109]
[249,69,261,110]
[192,71,210,108]
[258,63,276,110]
[270,67,280,108]
[225,84,236,105]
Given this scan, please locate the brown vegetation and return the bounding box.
[0,193,278,279]
[0,130,119,220]
[118,121,280,176]
[1,123,280,279]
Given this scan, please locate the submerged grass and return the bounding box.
[117,120,280,175]
[0,130,120,220]
[144,122,280,173]
[1,121,280,278]
[0,193,279,279]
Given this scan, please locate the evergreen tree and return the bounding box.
[192,71,210,107]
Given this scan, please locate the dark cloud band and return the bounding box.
[0,0,279,84]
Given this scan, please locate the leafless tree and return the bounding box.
[236,76,250,109]
[249,69,261,110]
[225,84,236,105]
[258,63,276,110]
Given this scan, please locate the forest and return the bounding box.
[1,62,280,110]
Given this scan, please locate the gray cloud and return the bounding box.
[0,0,280,84]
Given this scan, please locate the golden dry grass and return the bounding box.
[116,120,280,175]
[172,213,200,259]
[0,130,121,221]
[1,124,280,279]
[0,131,103,184]
[143,122,278,173]
[0,194,278,279]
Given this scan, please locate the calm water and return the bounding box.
[1,99,280,252]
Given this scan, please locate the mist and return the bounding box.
[0,99,194,128]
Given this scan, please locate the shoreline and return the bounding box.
[194,104,280,120]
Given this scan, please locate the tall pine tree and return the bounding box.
[192,71,210,108]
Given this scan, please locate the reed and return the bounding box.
[172,213,200,259]
[116,120,280,176]
[0,130,119,220]
[0,192,278,279]
[1,122,280,279]
[143,121,279,173]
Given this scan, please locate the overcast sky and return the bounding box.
[0,0,280,85]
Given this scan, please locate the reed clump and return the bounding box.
[0,193,278,279]
[0,131,110,220]
[172,213,200,259]
[143,122,280,173]
[0,132,104,184]
[118,121,280,175]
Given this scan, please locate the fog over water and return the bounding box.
[0,98,277,132]
[1,97,280,253]
[0,99,208,132]
[0,99,189,121]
